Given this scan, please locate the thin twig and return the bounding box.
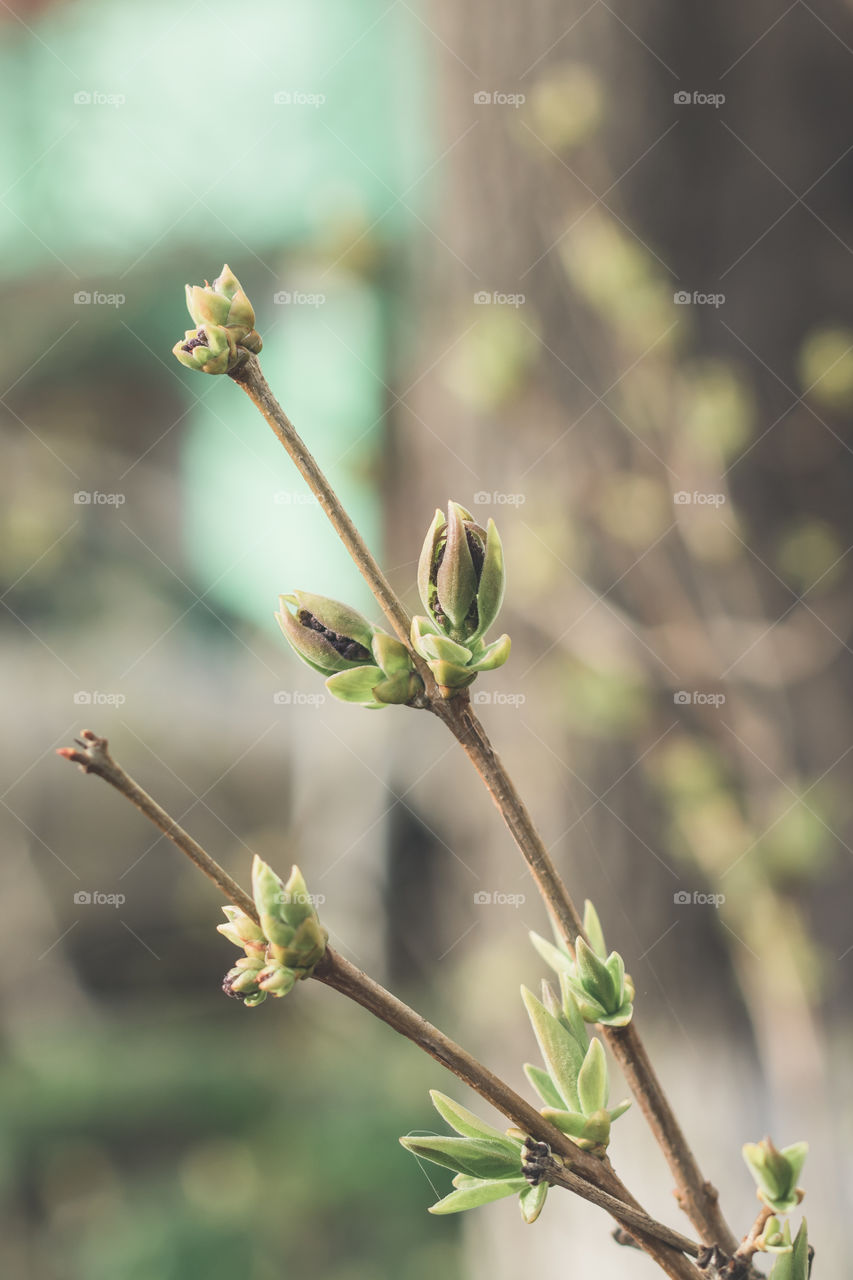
[540,1154,700,1257]
[436,695,738,1253]
[229,364,737,1252]
[57,730,256,919]
[229,357,429,679]
[57,731,701,1279]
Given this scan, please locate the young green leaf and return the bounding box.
[529,931,573,975]
[519,1180,548,1224]
[781,1143,809,1190]
[429,1177,528,1215]
[521,986,584,1111]
[605,950,626,1002]
[769,1220,809,1280]
[400,1135,521,1180]
[608,1099,631,1123]
[576,1039,609,1116]
[743,1138,807,1212]
[540,979,563,1020]
[429,1091,509,1142]
[539,1108,589,1139]
[523,1063,565,1110]
[558,976,589,1048]
[583,899,607,959]
[575,938,617,1010]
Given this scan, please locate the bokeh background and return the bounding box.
[3,1,853,1275]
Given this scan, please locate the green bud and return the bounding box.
[560,938,635,1027]
[257,963,296,997]
[276,592,376,676]
[279,915,328,970]
[576,1039,608,1116]
[417,502,506,644]
[222,958,263,999]
[743,1139,807,1213]
[279,864,315,930]
[370,630,413,676]
[325,666,386,708]
[467,633,511,672]
[173,322,235,375]
[583,899,607,959]
[217,905,265,952]
[758,1217,793,1255]
[768,1221,810,1279]
[372,670,424,705]
[575,938,617,1009]
[409,612,509,697]
[251,855,290,946]
[519,1180,548,1224]
[173,264,262,375]
[428,660,478,694]
[247,856,328,976]
[242,989,267,1008]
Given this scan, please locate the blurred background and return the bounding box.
[2,0,853,1275]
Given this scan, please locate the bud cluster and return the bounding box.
[521,981,630,1155]
[173,265,262,374]
[742,1138,808,1214]
[276,592,423,709]
[529,900,635,1027]
[219,857,327,1007]
[411,502,510,694]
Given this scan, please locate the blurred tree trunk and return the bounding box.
[385,0,853,1268]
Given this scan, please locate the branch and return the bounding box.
[229,356,428,679]
[435,696,738,1253]
[58,731,701,1279]
[227,360,737,1252]
[524,1142,700,1258]
[58,731,256,920]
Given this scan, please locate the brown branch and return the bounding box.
[228,360,737,1253]
[433,696,739,1254]
[58,731,256,920]
[229,356,432,693]
[540,1153,700,1258]
[58,731,701,1279]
